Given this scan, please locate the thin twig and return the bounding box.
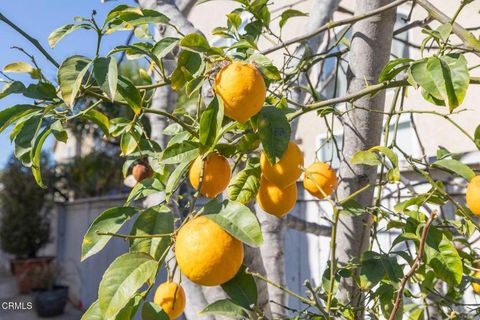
[389,211,437,320]
[261,0,409,55]
[0,12,60,68]
[96,231,173,239]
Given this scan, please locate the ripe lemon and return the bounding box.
[214,61,266,123]
[175,216,244,286]
[303,162,337,199]
[260,141,304,188]
[189,153,231,198]
[472,271,480,294]
[466,176,480,216]
[256,176,297,218]
[153,282,186,319]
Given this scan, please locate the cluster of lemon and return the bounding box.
[151,62,338,319]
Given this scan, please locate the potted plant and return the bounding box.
[32,263,69,317]
[0,156,53,293]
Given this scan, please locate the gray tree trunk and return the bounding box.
[259,1,340,317]
[335,0,396,316]
[256,208,287,317]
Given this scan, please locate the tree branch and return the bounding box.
[292,77,480,119]
[261,0,409,55]
[285,215,331,236]
[389,211,437,320]
[0,12,60,68]
[415,0,480,55]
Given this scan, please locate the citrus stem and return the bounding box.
[246,270,316,307]
[96,231,173,239]
[325,205,339,314]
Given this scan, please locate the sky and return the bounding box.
[0,0,137,168]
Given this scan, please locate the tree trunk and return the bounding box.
[336,0,396,316]
[256,208,287,317]
[258,2,341,317]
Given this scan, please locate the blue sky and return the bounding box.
[0,0,137,168]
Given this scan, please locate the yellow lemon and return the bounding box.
[189,153,231,198]
[473,271,480,294]
[153,282,186,319]
[214,61,266,123]
[303,162,337,199]
[175,216,244,286]
[256,176,297,218]
[260,141,304,188]
[466,176,480,216]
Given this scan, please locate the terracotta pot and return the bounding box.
[11,257,54,294]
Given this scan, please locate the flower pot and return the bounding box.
[34,285,69,318]
[11,257,54,294]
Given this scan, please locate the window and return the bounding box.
[316,120,419,169]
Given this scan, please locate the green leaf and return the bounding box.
[369,146,398,167]
[199,96,224,148]
[204,199,263,247]
[129,205,173,261]
[165,160,191,197]
[432,159,475,181]
[141,301,169,320]
[81,207,139,261]
[83,109,110,136]
[279,9,308,28]
[340,199,366,216]
[81,300,103,320]
[179,33,223,56]
[378,58,413,82]
[180,33,210,53]
[106,7,169,32]
[115,295,142,320]
[221,266,257,309]
[58,55,91,107]
[126,178,165,204]
[93,57,118,101]
[48,23,92,48]
[170,51,204,91]
[0,81,25,100]
[350,150,381,166]
[228,158,261,204]
[424,227,463,286]
[120,132,138,156]
[0,104,39,134]
[23,82,57,100]
[51,120,68,143]
[153,37,180,59]
[408,54,469,112]
[359,251,384,290]
[4,61,34,74]
[13,114,42,166]
[161,141,199,164]
[98,252,158,319]
[475,125,480,150]
[427,55,469,112]
[256,107,290,164]
[117,76,142,115]
[31,126,51,188]
[200,299,248,319]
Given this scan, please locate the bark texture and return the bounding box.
[256,208,287,317]
[259,1,341,316]
[335,0,396,314]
